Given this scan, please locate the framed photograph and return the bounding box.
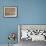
[4,6,17,17]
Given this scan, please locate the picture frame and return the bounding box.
[4,6,17,17]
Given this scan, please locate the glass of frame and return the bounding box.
[4,6,17,17]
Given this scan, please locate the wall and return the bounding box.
[0,0,46,44]
[0,0,18,44]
